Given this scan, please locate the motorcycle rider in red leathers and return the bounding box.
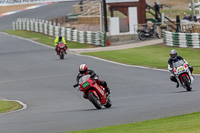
[76,64,111,98]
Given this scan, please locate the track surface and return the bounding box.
[0,2,200,133]
[0,1,77,30]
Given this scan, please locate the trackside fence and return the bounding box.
[162,30,200,48]
[13,18,106,46]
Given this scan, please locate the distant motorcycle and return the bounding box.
[137,24,160,41]
[172,60,194,91]
[57,42,67,59]
[73,74,112,109]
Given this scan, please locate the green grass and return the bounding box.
[0,101,22,114]
[4,30,96,49]
[4,29,200,133]
[83,44,200,74]
[67,111,200,133]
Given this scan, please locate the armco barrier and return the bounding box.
[162,30,200,48]
[13,18,106,46]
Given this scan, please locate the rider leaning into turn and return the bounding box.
[76,64,111,98]
[168,49,193,88]
[54,35,67,54]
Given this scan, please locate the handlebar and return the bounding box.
[73,83,79,88]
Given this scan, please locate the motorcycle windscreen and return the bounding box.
[79,75,90,83]
[172,60,184,68]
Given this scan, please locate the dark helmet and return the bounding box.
[58,35,62,42]
[170,49,177,60]
[79,64,88,74]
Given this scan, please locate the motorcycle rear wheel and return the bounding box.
[138,32,146,41]
[182,76,192,91]
[88,92,102,109]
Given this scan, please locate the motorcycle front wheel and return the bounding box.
[138,32,146,41]
[88,92,102,109]
[104,97,112,108]
[182,76,192,91]
[60,51,64,59]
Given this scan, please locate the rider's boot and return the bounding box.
[55,46,59,55]
[176,82,179,88]
[170,76,179,88]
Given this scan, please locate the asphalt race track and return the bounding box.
[0,1,78,30]
[0,2,200,133]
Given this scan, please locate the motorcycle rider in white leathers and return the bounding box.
[168,49,193,88]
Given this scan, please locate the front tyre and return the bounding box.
[88,92,102,109]
[138,32,146,41]
[182,76,192,91]
[60,51,64,59]
[104,97,112,108]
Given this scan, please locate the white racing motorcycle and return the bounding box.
[172,60,194,91]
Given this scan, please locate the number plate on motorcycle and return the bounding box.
[178,67,184,71]
[82,82,89,88]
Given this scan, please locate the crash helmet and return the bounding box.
[79,64,88,74]
[170,49,177,60]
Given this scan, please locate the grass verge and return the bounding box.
[4,30,97,49]
[0,101,22,114]
[67,111,200,133]
[83,44,200,74]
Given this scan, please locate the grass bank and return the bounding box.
[4,30,96,49]
[67,111,200,133]
[0,101,22,114]
[83,44,200,74]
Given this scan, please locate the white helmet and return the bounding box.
[170,49,177,60]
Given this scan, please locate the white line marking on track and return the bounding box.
[75,53,200,77]
[2,31,200,77]
[0,99,27,116]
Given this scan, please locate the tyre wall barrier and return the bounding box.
[13,18,106,46]
[162,30,200,48]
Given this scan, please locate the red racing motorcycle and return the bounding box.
[57,42,67,59]
[73,74,112,109]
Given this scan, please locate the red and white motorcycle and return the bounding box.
[173,60,194,91]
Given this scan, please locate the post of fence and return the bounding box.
[13,22,16,30]
[66,28,71,41]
